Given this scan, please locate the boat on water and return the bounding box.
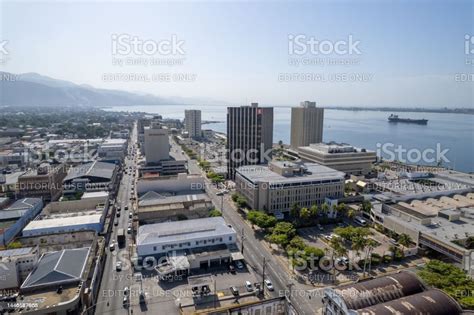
[388,114,428,125]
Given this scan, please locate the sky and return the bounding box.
[0,0,473,107]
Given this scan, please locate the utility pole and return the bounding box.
[261,257,266,296]
[240,228,245,254]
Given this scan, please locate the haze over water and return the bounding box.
[106,105,474,173]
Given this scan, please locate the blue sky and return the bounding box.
[1,0,473,107]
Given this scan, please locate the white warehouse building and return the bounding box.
[137,217,237,257]
[22,214,103,237]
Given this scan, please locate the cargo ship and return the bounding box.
[388,114,428,125]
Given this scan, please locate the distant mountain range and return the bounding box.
[0,72,224,107]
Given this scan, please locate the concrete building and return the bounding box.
[227,103,273,179]
[22,213,103,237]
[17,163,67,201]
[0,198,43,246]
[137,217,236,257]
[184,109,202,139]
[144,122,170,163]
[235,161,344,217]
[372,192,474,276]
[298,142,376,176]
[14,248,91,315]
[62,161,118,194]
[0,170,25,195]
[322,272,462,315]
[137,191,214,223]
[0,246,39,290]
[97,138,127,162]
[137,174,205,197]
[290,101,324,148]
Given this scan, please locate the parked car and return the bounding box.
[230,286,239,296]
[317,224,324,231]
[245,281,253,292]
[235,261,244,269]
[229,264,235,273]
[264,279,274,291]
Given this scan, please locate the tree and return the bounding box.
[299,207,311,221]
[7,241,22,249]
[266,222,296,248]
[347,209,356,219]
[418,260,474,309]
[361,200,372,213]
[364,238,379,276]
[351,236,366,260]
[209,209,222,217]
[310,204,319,218]
[321,202,330,217]
[398,233,412,252]
[290,203,300,218]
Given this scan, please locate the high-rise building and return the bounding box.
[290,101,324,148]
[184,110,202,138]
[226,103,273,179]
[144,121,170,164]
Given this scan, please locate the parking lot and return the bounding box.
[121,262,262,313]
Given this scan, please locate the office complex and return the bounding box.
[298,142,376,175]
[290,101,324,148]
[184,109,202,138]
[144,121,170,164]
[235,161,344,217]
[227,103,273,179]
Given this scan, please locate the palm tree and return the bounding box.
[329,236,345,283]
[321,203,330,218]
[300,207,310,221]
[310,204,319,219]
[364,238,379,276]
[351,236,366,261]
[290,203,300,219]
[398,233,412,255]
[347,209,356,220]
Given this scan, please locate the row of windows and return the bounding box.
[152,236,233,252]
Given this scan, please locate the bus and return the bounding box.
[117,228,126,247]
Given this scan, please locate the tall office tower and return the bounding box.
[144,120,170,164]
[184,110,202,138]
[226,103,273,179]
[290,101,324,148]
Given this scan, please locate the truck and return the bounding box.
[117,228,126,247]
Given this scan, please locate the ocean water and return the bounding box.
[105,105,474,173]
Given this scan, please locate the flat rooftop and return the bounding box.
[236,162,344,184]
[299,142,374,154]
[23,214,102,231]
[137,217,235,245]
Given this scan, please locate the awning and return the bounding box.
[231,252,244,261]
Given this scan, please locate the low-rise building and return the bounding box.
[322,272,462,315]
[136,174,205,197]
[62,161,118,194]
[137,191,213,223]
[22,212,104,237]
[297,142,376,176]
[0,198,43,246]
[0,246,39,290]
[17,163,67,201]
[372,192,474,276]
[97,138,127,162]
[235,161,344,216]
[0,171,25,195]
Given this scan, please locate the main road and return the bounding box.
[95,124,138,315]
[172,137,324,315]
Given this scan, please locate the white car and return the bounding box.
[123,286,129,295]
[116,261,122,271]
[127,227,132,234]
[264,279,274,291]
[245,281,253,292]
[109,243,115,251]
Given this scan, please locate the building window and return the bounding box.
[153,246,157,251]
[229,236,232,241]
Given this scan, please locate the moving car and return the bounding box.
[123,286,129,295]
[264,279,274,291]
[245,281,253,292]
[109,243,115,251]
[116,261,122,271]
[230,286,239,296]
